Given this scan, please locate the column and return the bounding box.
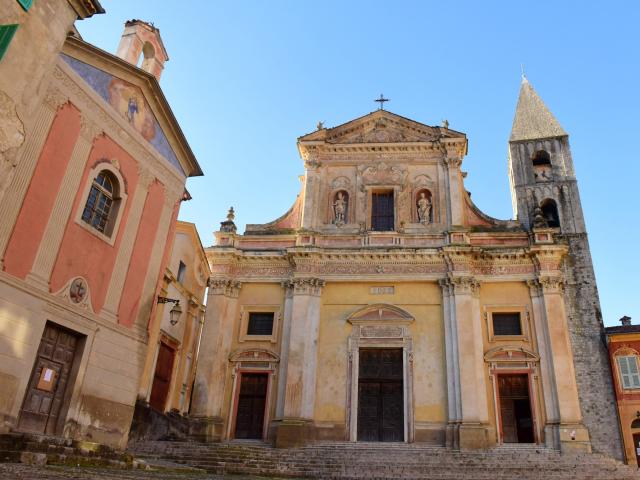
[0,88,68,268]
[101,168,155,321]
[132,190,179,336]
[189,279,241,442]
[26,117,102,289]
[300,156,320,230]
[527,279,561,449]
[444,154,464,226]
[275,280,295,418]
[449,276,492,449]
[439,279,462,449]
[274,277,324,448]
[536,275,590,452]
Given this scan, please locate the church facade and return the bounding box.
[191,81,621,458]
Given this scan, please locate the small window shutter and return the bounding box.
[618,357,631,388]
[0,25,19,62]
[629,357,640,388]
[17,0,33,11]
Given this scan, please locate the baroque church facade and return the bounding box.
[190,80,620,458]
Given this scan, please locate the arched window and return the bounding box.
[532,150,551,166]
[631,419,640,429]
[540,199,560,228]
[81,171,118,234]
[139,41,155,70]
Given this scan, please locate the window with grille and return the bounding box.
[247,312,274,336]
[617,356,640,389]
[81,171,115,234]
[371,191,394,231]
[492,312,522,336]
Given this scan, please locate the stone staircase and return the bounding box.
[129,440,640,479]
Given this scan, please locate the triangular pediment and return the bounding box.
[59,37,202,177]
[299,110,465,145]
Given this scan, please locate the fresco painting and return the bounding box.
[61,54,184,175]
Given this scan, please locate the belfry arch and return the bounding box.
[346,304,415,442]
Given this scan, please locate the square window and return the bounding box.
[492,312,522,336]
[247,312,274,336]
[617,356,640,389]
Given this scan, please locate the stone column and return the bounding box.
[275,281,295,419]
[449,276,492,449]
[26,117,102,290]
[439,279,462,449]
[527,279,561,449]
[189,279,241,442]
[300,156,321,230]
[274,277,324,448]
[0,88,68,269]
[444,154,463,226]
[536,275,590,452]
[101,168,156,321]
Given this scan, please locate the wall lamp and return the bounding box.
[157,296,182,326]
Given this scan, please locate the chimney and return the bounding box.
[620,316,632,326]
[116,20,169,81]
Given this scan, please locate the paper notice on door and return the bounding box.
[36,367,57,392]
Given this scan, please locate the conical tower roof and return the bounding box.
[510,77,567,142]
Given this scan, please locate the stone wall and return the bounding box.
[563,233,623,460]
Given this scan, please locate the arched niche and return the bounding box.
[540,199,560,228]
[329,189,350,226]
[346,304,415,442]
[414,188,433,224]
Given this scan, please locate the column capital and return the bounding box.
[79,116,103,142]
[137,167,156,190]
[208,278,242,298]
[538,275,564,294]
[526,278,543,298]
[285,277,325,296]
[43,88,69,111]
[447,275,480,297]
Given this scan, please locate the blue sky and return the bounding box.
[78,1,640,327]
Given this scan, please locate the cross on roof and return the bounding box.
[375,94,389,110]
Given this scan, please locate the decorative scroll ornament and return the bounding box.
[55,276,93,312]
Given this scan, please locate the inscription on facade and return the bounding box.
[370,286,395,295]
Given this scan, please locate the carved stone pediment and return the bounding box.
[229,348,280,363]
[348,303,414,325]
[358,162,408,186]
[484,346,539,363]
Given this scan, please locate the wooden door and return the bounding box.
[498,374,534,443]
[372,191,394,231]
[357,349,404,442]
[633,433,640,467]
[18,323,80,435]
[234,373,268,439]
[149,342,176,411]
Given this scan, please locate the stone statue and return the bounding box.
[333,192,347,226]
[417,192,431,224]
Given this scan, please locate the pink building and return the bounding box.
[0,4,201,449]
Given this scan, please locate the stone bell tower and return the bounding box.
[508,76,623,460]
[116,19,169,81]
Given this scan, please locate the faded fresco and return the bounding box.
[61,54,184,175]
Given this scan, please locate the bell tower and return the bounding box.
[508,77,624,460]
[116,19,169,81]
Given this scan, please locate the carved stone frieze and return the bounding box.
[358,161,408,186]
[208,279,242,297]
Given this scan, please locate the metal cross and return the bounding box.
[374,94,389,110]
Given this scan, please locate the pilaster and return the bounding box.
[0,89,68,269]
[275,280,295,419]
[26,116,102,290]
[101,168,156,321]
[300,155,320,230]
[132,190,180,335]
[275,277,325,448]
[189,279,241,442]
[444,153,463,226]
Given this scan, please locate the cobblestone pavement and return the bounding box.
[0,463,289,480]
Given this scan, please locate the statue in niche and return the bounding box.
[417,192,432,224]
[333,191,348,226]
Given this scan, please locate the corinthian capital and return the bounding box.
[289,277,325,296]
[449,275,480,297]
[538,275,564,294]
[208,278,242,298]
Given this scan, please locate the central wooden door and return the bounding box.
[149,341,176,411]
[18,323,81,435]
[357,348,404,442]
[498,374,535,443]
[234,373,268,439]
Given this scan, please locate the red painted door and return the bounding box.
[149,342,176,412]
